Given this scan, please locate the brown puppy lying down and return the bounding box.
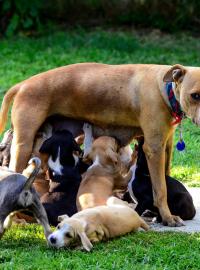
[48,197,149,251]
[76,136,132,211]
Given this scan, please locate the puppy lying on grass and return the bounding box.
[0,157,51,240]
[77,136,132,211]
[48,197,149,251]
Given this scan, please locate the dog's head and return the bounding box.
[164,64,200,125]
[84,136,120,169]
[39,130,83,169]
[48,215,93,251]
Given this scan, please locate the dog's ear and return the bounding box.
[106,149,120,167]
[58,214,69,222]
[73,140,82,154]
[83,152,92,164]
[163,64,187,83]
[77,230,93,252]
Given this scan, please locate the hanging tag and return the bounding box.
[176,122,185,151]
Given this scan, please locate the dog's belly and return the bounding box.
[93,125,143,146]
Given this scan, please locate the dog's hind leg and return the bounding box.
[0,224,4,239]
[9,106,48,172]
[30,199,52,240]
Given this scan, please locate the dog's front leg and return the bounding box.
[165,133,174,176]
[143,138,184,227]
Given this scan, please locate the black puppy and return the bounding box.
[124,138,196,222]
[39,130,86,226]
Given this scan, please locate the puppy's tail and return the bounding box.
[0,84,20,134]
[140,218,149,231]
[22,157,41,190]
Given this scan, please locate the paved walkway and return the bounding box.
[151,188,200,233]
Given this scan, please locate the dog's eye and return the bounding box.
[191,93,200,101]
[65,232,72,238]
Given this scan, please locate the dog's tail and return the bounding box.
[22,157,41,190]
[140,218,149,231]
[0,84,20,134]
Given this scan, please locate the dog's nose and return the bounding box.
[49,235,57,244]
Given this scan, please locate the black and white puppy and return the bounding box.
[39,130,87,226]
[124,138,196,221]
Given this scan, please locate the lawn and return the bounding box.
[0,27,200,269]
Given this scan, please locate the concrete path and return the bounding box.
[151,187,200,233]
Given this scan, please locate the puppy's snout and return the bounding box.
[49,235,57,244]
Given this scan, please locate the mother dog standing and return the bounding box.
[0,63,199,226]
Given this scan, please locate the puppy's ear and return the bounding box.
[58,214,69,222]
[106,149,120,166]
[163,64,186,83]
[73,140,82,154]
[83,152,92,164]
[77,231,93,252]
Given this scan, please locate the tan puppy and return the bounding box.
[1,63,200,226]
[48,198,149,251]
[76,136,131,211]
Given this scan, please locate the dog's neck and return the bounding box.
[161,82,185,125]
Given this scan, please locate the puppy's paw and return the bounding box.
[83,123,92,133]
[162,215,185,227]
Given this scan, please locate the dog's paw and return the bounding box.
[83,123,92,133]
[162,215,185,227]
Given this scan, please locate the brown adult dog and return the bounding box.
[0,63,199,226]
[76,136,131,211]
[48,198,149,251]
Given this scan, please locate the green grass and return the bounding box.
[0,27,200,269]
[1,225,200,270]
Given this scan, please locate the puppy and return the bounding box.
[0,157,51,240]
[77,136,131,211]
[39,130,84,226]
[124,138,196,221]
[48,198,149,251]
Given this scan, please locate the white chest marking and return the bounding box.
[48,147,63,175]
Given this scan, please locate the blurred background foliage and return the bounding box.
[1,0,200,36]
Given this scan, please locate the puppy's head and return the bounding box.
[48,215,93,251]
[163,64,200,125]
[84,136,120,169]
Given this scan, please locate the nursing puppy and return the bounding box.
[1,63,200,226]
[0,157,51,240]
[125,139,196,221]
[39,130,84,226]
[48,197,149,251]
[76,136,131,211]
